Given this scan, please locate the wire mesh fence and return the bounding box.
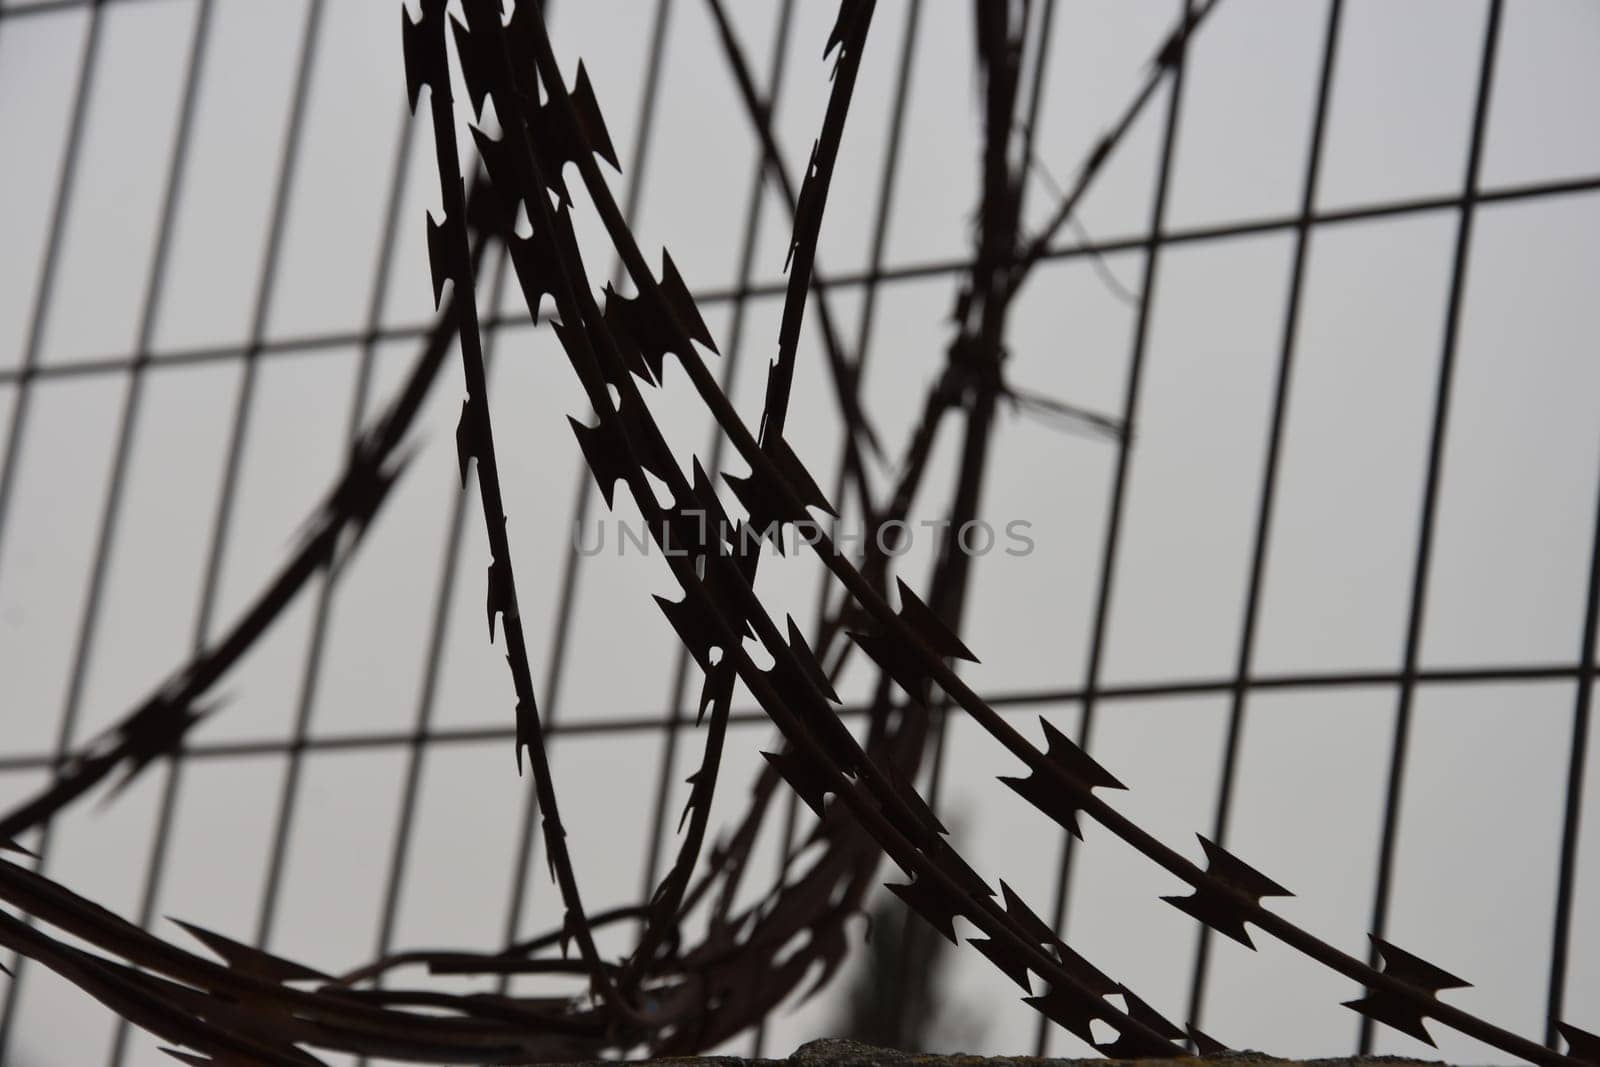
[0,0,1597,1064]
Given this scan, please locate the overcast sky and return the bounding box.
[1,0,1598,1064]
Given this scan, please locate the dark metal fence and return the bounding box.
[0,0,1596,1063]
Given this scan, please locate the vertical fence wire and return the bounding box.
[1358,2,1503,1052]
[1183,0,1344,1037]
[0,0,104,577]
[212,0,327,952]
[316,99,424,976]
[496,0,677,975]
[637,0,797,924]
[367,245,499,985]
[1034,1,1194,1053]
[97,6,220,1065]
[917,0,1071,862]
[910,0,1057,1043]
[1546,460,1600,1047]
[264,87,424,1067]
[0,4,112,1059]
[251,100,415,955]
[749,1,923,1056]
[353,244,513,1067]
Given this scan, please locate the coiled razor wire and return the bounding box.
[0,2,1596,1064]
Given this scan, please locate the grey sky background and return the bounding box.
[1,0,1598,1064]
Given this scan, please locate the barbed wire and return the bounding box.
[0,1,1595,1064]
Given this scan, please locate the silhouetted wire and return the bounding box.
[500,443,586,985]
[699,0,884,500]
[1183,0,1343,1041]
[2,172,1599,394]
[299,93,429,1067]
[1016,0,1057,177]
[200,0,327,955]
[868,3,1034,1027]
[1033,0,1193,1054]
[421,0,626,1012]
[1002,388,1124,444]
[753,4,921,1054]
[495,0,674,992]
[0,0,146,20]
[1360,3,1502,1053]
[481,0,588,983]
[919,0,1046,821]
[1006,0,1219,297]
[0,662,1591,778]
[348,103,435,966]
[1,2,1598,1061]
[917,0,1069,840]
[8,23,434,1050]
[841,0,923,439]
[906,0,1048,1046]
[356,242,513,1067]
[801,0,925,680]
[96,5,221,1066]
[0,3,113,1058]
[256,91,419,975]
[622,0,883,1001]
[1023,158,1140,308]
[367,240,502,1001]
[638,0,797,930]
[1547,467,1600,1047]
[0,0,107,632]
[456,2,1198,1051]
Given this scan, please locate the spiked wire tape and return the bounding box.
[0,1,1592,1064]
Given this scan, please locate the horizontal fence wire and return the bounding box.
[0,664,1593,776]
[0,173,1596,392]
